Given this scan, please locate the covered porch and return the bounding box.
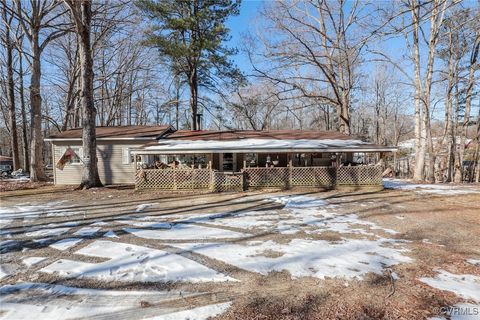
[131,148,394,192]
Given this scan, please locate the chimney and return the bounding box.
[196,114,203,131]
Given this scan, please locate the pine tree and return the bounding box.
[137,0,243,130]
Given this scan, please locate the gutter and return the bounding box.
[45,137,159,142]
[131,147,398,154]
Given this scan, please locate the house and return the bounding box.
[47,126,397,190]
[0,155,13,174]
[45,125,174,185]
[131,130,397,191]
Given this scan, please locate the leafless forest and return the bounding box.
[0,0,479,184]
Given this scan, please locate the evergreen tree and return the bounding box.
[137,0,243,130]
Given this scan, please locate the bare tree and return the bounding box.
[0,0,20,170]
[16,35,30,171]
[226,82,282,130]
[13,0,69,181]
[63,0,102,188]
[455,20,479,182]
[247,0,382,134]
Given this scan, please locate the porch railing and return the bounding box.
[135,165,382,191]
[135,168,212,190]
[337,166,383,186]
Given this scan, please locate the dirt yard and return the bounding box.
[1,181,479,320]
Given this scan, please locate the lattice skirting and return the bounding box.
[244,168,289,188]
[135,169,211,190]
[290,167,337,187]
[135,166,383,191]
[213,172,244,192]
[337,166,383,185]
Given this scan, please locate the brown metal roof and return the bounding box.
[47,125,174,140]
[164,130,354,141]
[134,130,397,153]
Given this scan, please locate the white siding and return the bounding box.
[53,141,146,185]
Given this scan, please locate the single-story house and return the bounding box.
[45,125,174,185]
[0,155,13,173]
[47,126,397,191]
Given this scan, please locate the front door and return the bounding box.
[222,153,233,172]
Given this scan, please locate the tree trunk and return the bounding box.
[412,0,446,182]
[444,40,454,182]
[411,0,424,181]
[189,67,198,130]
[18,50,29,172]
[4,21,20,170]
[175,76,180,129]
[72,0,102,188]
[29,35,46,182]
[455,32,479,182]
[62,48,79,131]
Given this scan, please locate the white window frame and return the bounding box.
[122,147,132,165]
[62,147,82,165]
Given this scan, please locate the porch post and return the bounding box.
[393,151,397,178]
[173,166,177,190]
[288,158,293,189]
[52,143,56,185]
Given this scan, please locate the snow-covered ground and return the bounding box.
[1,192,478,319]
[145,302,232,320]
[0,282,221,320]
[170,237,411,280]
[384,179,480,195]
[42,240,236,283]
[422,270,480,320]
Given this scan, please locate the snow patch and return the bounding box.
[269,195,329,208]
[42,240,236,283]
[136,203,158,212]
[50,238,83,251]
[117,219,173,229]
[0,201,73,222]
[25,222,79,238]
[73,226,101,237]
[103,230,118,238]
[170,238,412,280]
[125,224,248,240]
[420,269,480,302]
[0,282,188,320]
[145,302,232,320]
[0,265,9,280]
[466,259,480,266]
[22,257,47,267]
[384,179,480,195]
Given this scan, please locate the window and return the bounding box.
[61,147,82,165]
[122,148,133,165]
[245,153,257,167]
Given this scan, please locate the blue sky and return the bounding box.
[226,0,264,73]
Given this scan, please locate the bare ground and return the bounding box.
[1,185,479,319]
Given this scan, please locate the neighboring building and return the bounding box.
[47,126,397,190]
[46,125,174,185]
[0,155,13,173]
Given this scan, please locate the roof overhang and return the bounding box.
[45,137,159,142]
[131,147,398,154]
[131,138,397,154]
[45,125,176,141]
